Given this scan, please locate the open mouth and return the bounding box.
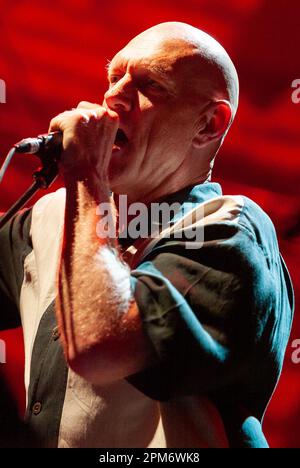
[113,129,129,150]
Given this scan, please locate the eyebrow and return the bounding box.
[148,64,170,81]
[105,58,169,78]
[148,65,177,94]
[105,58,176,95]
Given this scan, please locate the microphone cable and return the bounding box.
[0,147,16,185]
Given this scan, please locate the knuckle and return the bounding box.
[88,109,99,120]
[77,112,89,124]
[49,115,61,129]
[77,100,90,109]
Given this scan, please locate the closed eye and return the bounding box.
[108,75,166,94]
[145,79,164,90]
[109,75,122,85]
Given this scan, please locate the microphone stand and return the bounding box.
[0,147,59,230]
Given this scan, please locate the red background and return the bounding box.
[0,0,299,448]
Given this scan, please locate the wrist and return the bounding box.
[63,168,110,201]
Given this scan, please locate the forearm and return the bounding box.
[48,103,154,383]
[56,173,146,383]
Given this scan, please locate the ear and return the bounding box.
[192,100,232,149]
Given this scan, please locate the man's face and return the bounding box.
[103,34,207,199]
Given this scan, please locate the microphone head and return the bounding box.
[14,137,42,154]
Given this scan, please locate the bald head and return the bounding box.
[105,22,240,199]
[127,22,239,121]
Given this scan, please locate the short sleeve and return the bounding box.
[0,209,32,330]
[127,221,279,401]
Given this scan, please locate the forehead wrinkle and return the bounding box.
[115,37,184,66]
[107,50,177,89]
[108,38,209,99]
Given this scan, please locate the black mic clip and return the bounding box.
[14,132,62,188]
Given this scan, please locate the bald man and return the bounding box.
[0,22,294,448]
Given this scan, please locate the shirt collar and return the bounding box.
[118,182,222,248]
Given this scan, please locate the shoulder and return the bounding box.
[30,188,66,243]
[31,188,66,226]
[199,193,280,267]
[237,196,278,248]
[26,189,66,259]
[136,191,283,312]
[201,192,277,247]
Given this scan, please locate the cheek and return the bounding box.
[144,128,186,168]
[154,118,191,150]
[133,101,193,156]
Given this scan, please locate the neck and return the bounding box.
[114,171,211,209]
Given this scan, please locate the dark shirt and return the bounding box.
[0,183,294,448]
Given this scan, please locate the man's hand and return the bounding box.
[49,101,119,184]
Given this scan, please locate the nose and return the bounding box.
[104,75,133,112]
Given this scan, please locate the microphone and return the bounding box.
[14,132,63,156]
[0,132,63,225]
